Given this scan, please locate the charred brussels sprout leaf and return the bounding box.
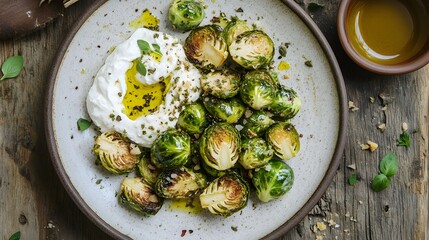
[229,30,274,69]
[138,153,161,186]
[223,17,252,46]
[199,172,249,216]
[203,96,246,124]
[199,123,241,171]
[93,131,140,174]
[241,110,276,138]
[266,122,300,160]
[184,25,228,70]
[270,85,301,119]
[168,0,205,31]
[150,129,191,169]
[239,138,273,169]
[252,159,294,202]
[177,102,209,134]
[240,70,276,110]
[119,177,163,216]
[155,167,207,198]
[201,68,241,99]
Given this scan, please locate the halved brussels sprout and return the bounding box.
[155,167,207,199]
[245,69,278,86]
[199,123,241,171]
[266,122,300,160]
[270,85,301,119]
[239,138,273,169]
[138,153,160,186]
[199,172,249,216]
[93,131,140,174]
[252,159,294,202]
[203,96,246,124]
[240,71,276,110]
[201,68,241,99]
[229,30,274,69]
[223,17,252,46]
[184,25,229,70]
[150,129,191,169]
[168,0,205,31]
[241,110,276,138]
[177,102,209,134]
[119,177,163,216]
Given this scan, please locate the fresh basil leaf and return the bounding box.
[151,44,162,55]
[1,55,24,80]
[136,61,147,76]
[379,152,398,177]
[137,40,151,55]
[396,132,410,149]
[307,2,324,11]
[77,118,92,131]
[371,174,391,192]
[347,174,358,185]
[9,231,21,240]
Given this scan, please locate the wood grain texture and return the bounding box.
[0,0,427,239]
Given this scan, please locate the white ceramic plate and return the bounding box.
[46,0,347,239]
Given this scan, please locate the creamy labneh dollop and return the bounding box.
[86,28,201,148]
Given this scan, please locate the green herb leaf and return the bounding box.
[136,60,147,76]
[396,132,410,149]
[304,60,313,67]
[137,40,151,55]
[347,174,358,185]
[151,44,162,55]
[371,174,391,192]
[279,46,287,57]
[379,152,398,177]
[307,2,325,11]
[77,118,92,131]
[1,56,24,80]
[9,231,21,240]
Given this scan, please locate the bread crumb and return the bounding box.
[402,122,408,132]
[377,123,386,132]
[367,141,378,152]
[347,164,356,170]
[360,143,370,150]
[369,97,375,103]
[317,222,327,231]
[358,200,363,205]
[316,236,324,240]
[345,212,350,217]
[344,229,350,233]
[283,74,290,79]
[348,101,359,112]
[328,219,336,226]
[381,105,387,111]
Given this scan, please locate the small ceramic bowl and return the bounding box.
[337,0,429,75]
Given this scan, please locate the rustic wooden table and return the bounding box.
[1,1,427,239]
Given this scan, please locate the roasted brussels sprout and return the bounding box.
[199,123,241,171]
[199,172,249,216]
[93,131,140,174]
[201,68,241,99]
[240,71,276,110]
[138,153,160,186]
[155,167,207,199]
[223,17,252,46]
[241,110,276,138]
[177,102,209,134]
[184,25,229,70]
[252,159,294,202]
[150,129,191,169]
[270,85,301,119]
[203,96,246,124]
[229,30,274,69]
[168,0,205,31]
[239,138,273,169]
[245,69,278,86]
[119,177,163,216]
[266,122,300,160]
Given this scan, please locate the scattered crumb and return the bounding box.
[350,216,357,222]
[316,236,324,240]
[334,224,340,228]
[345,212,350,218]
[381,105,387,111]
[348,101,359,112]
[130,144,141,155]
[316,222,327,231]
[344,229,350,233]
[347,164,356,170]
[369,97,375,103]
[312,225,318,233]
[402,122,408,132]
[360,143,370,150]
[358,200,363,205]
[283,74,290,79]
[327,219,336,226]
[377,123,386,132]
[367,141,378,152]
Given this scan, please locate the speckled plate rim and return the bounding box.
[44,0,348,239]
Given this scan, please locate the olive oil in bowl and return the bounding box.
[346,0,429,65]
